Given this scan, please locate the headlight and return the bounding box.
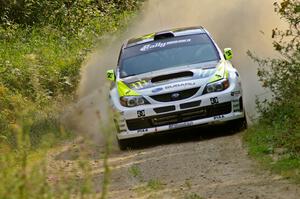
[203,79,230,94]
[120,96,149,107]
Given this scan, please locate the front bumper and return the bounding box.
[114,90,244,140]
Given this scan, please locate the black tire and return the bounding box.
[229,117,248,132]
[117,138,131,151]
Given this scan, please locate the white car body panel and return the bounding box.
[109,27,245,141]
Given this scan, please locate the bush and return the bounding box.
[0,0,142,149]
[0,1,142,198]
[245,0,300,181]
[0,0,141,32]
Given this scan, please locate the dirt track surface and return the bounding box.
[48,125,300,199]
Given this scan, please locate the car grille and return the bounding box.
[126,102,232,131]
[180,100,201,109]
[150,87,200,102]
[153,105,176,113]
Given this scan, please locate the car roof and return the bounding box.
[125,26,206,48]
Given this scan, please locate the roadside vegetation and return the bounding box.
[0,0,142,198]
[245,0,300,182]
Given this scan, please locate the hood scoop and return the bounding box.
[151,71,194,83]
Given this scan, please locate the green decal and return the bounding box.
[130,80,148,89]
[106,69,115,81]
[224,48,233,60]
[225,70,229,79]
[209,62,229,83]
[117,81,139,97]
[139,33,155,40]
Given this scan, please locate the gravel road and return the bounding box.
[49,124,300,199]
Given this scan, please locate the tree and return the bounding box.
[248,0,300,105]
[247,0,300,154]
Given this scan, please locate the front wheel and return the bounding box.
[229,117,248,132]
[117,138,131,151]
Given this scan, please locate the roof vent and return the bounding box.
[154,31,175,40]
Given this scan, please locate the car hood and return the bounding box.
[120,60,226,96]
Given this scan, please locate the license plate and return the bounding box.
[169,121,194,129]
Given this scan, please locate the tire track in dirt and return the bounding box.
[48,125,300,198]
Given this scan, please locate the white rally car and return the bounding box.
[106,27,246,149]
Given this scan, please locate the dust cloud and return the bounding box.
[64,0,285,141]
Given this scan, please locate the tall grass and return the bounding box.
[0,0,142,149]
[244,0,300,182]
[0,1,143,198]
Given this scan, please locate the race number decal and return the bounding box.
[137,110,146,118]
[210,97,219,105]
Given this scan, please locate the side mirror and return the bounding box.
[224,48,233,60]
[106,69,116,81]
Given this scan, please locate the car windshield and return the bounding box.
[119,34,220,78]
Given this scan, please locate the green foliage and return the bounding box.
[0,1,142,198]
[244,113,300,182]
[128,164,142,179]
[146,179,164,191]
[0,0,142,34]
[0,0,141,149]
[0,125,98,199]
[248,0,299,103]
[245,0,300,181]
[184,193,204,199]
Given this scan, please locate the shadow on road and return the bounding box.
[54,121,244,160]
[127,122,243,150]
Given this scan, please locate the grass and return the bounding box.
[0,1,143,198]
[184,180,192,190]
[133,178,165,197]
[147,179,164,191]
[244,0,300,185]
[0,1,142,150]
[128,164,142,179]
[184,193,204,199]
[244,96,300,183]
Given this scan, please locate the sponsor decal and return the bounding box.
[152,87,163,93]
[107,71,114,79]
[214,115,225,120]
[233,104,240,108]
[137,110,146,118]
[231,91,241,96]
[210,97,219,105]
[198,68,216,78]
[130,80,148,89]
[165,82,196,90]
[169,121,193,129]
[137,129,148,133]
[232,100,241,112]
[140,39,192,52]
